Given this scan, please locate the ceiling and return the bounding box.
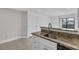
[11,8,77,16]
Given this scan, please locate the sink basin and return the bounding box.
[43,33,48,37]
[43,33,57,39]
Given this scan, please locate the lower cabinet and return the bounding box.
[31,35,57,50]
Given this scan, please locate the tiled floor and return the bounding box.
[0,38,32,50]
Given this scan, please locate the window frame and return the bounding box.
[61,17,75,29]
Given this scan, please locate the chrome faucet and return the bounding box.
[48,23,52,38]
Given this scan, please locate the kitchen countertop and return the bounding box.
[32,27,79,50]
[41,27,79,35]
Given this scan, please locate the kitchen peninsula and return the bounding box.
[32,27,79,50]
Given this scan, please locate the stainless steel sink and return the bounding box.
[43,32,57,39]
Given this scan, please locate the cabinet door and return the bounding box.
[39,43,57,50]
[31,35,57,50]
[31,36,41,50]
[39,37,57,47]
[41,41,57,50]
[38,37,57,50]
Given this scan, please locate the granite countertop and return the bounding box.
[32,30,79,50]
[41,27,79,35]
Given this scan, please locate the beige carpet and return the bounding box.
[0,38,32,50]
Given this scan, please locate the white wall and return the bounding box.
[0,9,27,42]
[27,11,50,37]
[21,12,27,37]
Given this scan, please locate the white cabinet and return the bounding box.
[31,36,42,50]
[31,35,57,50]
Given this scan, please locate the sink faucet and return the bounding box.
[48,23,52,38]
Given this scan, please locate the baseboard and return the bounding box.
[0,36,27,44]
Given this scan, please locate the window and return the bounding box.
[62,18,75,29]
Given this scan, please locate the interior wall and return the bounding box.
[0,8,26,43]
[21,11,27,37]
[27,11,50,38]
